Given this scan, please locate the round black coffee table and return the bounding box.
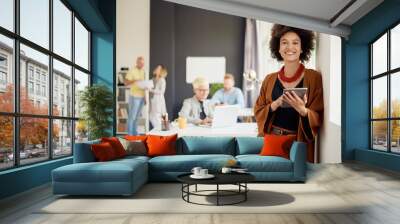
[177,173,255,206]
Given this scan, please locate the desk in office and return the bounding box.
[147,123,258,137]
[238,107,254,123]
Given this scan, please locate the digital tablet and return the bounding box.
[281,87,308,108]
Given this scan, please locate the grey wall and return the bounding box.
[150,0,245,118]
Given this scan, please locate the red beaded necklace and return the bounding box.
[278,63,305,83]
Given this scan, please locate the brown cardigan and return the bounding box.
[254,69,324,163]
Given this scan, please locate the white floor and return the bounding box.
[1,162,400,224]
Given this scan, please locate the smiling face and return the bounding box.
[279,32,302,63]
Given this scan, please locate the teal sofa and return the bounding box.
[52,137,307,196]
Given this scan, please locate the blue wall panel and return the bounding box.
[355,148,400,172]
[91,32,115,136]
[344,0,400,170]
[91,0,116,135]
[0,158,72,199]
[343,44,370,160]
[66,0,110,32]
[92,33,114,87]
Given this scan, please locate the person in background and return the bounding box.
[211,73,245,107]
[125,56,146,135]
[149,64,167,129]
[179,76,214,125]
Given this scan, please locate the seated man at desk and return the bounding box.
[211,73,245,108]
[179,76,214,125]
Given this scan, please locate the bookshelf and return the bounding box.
[116,69,149,135]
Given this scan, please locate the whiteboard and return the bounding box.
[186,57,226,83]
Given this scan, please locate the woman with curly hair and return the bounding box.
[254,24,324,163]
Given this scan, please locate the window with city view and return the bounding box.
[0,0,91,170]
[371,23,400,153]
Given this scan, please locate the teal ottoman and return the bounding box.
[52,156,148,196]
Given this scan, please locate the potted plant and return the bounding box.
[210,83,224,97]
[79,84,113,140]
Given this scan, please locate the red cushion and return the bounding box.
[260,134,297,159]
[146,134,177,157]
[91,142,117,161]
[124,135,148,142]
[101,137,127,158]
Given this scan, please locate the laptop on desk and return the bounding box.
[199,105,239,128]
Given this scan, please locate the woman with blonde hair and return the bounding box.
[179,76,214,125]
[149,64,167,129]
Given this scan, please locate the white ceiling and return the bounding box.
[225,0,353,23]
[163,0,384,38]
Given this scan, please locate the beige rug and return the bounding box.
[38,183,362,214]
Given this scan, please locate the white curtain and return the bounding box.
[256,21,282,81]
[243,18,260,108]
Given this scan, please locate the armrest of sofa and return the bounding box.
[289,141,307,181]
[73,140,100,163]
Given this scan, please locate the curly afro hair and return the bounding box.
[269,24,315,62]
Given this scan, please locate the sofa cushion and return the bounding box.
[236,155,293,172]
[124,135,148,142]
[101,137,127,158]
[119,138,147,156]
[147,134,177,157]
[177,137,236,155]
[235,137,263,155]
[52,159,147,183]
[91,142,118,162]
[149,154,235,172]
[260,134,296,159]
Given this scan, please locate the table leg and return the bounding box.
[195,184,198,192]
[217,184,219,206]
[189,184,192,202]
[245,183,247,201]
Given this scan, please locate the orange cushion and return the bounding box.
[124,135,148,142]
[259,134,297,159]
[101,137,127,158]
[146,134,177,157]
[91,142,117,161]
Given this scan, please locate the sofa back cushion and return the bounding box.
[119,137,147,156]
[91,142,118,161]
[125,135,148,142]
[101,137,127,158]
[235,137,264,155]
[73,139,100,163]
[147,134,178,157]
[177,137,235,155]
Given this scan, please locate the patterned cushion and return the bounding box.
[119,137,147,156]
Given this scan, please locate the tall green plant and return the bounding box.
[79,84,113,140]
